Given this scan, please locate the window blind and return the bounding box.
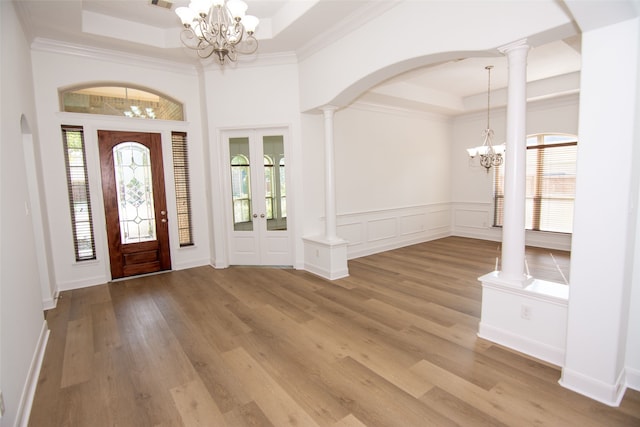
[171,132,194,246]
[494,134,577,233]
[62,125,97,261]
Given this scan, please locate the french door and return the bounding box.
[224,128,291,266]
[98,130,171,279]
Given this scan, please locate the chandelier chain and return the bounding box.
[486,65,493,130]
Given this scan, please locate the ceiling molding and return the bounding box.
[30,37,198,75]
[295,0,402,61]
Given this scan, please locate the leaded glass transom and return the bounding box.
[61,85,184,121]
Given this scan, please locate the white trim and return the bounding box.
[625,367,640,392]
[296,1,401,61]
[348,100,452,122]
[42,290,59,310]
[478,321,565,367]
[451,201,572,251]
[337,203,452,260]
[171,258,211,271]
[560,367,627,407]
[31,38,198,75]
[16,321,50,427]
[57,274,110,292]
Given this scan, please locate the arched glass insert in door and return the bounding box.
[113,142,157,243]
[263,135,286,231]
[230,137,253,231]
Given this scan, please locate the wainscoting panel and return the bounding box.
[368,218,397,242]
[452,202,572,251]
[399,213,427,236]
[338,222,365,247]
[338,204,451,259]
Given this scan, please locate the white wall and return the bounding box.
[1,2,50,425]
[29,47,211,290]
[626,12,640,392]
[332,104,452,258]
[451,94,579,250]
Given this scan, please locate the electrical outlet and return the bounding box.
[521,305,532,320]
[0,389,5,417]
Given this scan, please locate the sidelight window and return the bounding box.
[171,132,194,247]
[62,125,96,261]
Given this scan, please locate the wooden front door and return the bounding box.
[98,130,171,279]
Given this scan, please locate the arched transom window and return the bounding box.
[60,85,184,121]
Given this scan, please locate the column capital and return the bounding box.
[498,39,530,55]
[320,105,339,116]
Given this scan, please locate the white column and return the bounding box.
[302,105,348,280]
[321,105,338,241]
[499,39,530,285]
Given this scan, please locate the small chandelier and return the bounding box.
[175,0,259,64]
[467,65,505,172]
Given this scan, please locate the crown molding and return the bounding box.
[30,38,198,75]
[348,100,451,123]
[453,92,579,124]
[296,0,402,61]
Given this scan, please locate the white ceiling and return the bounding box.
[14,0,583,115]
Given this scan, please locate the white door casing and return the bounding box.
[222,128,292,266]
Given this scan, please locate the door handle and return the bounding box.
[161,218,167,223]
[161,210,166,216]
[260,214,265,218]
[253,213,258,218]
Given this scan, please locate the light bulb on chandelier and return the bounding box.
[467,65,505,172]
[175,0,259,64]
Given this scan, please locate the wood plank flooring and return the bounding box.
[28,237,640,426]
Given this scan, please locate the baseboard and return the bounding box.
[15,320,50,427]
[57,274,109,292]
[347,231,450,260]
[626,367,640,391]
[304,262,349,280]
[559,366,627,407]
[478,321,564,367]
[171,258,211,271]
[42,290,59,310]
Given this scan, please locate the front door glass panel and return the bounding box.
[113,142,157,244]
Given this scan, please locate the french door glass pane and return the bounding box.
[113,142,157,244]
[263,135,286,231]
[230,137,253,231]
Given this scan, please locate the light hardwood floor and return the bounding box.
[29,236,640,426]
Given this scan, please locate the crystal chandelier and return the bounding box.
[175,0,259,64]
[467,65,505,172]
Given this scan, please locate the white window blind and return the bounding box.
[494,134,578,233]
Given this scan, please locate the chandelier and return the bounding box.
[467,65,505,172]
[175,0,259,64]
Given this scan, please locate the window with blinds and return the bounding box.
[494,134,578,233]
[62,125,97,261]
[171,132,194,246]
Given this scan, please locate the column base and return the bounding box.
[302,235,349,280]
[478,271,568,366]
